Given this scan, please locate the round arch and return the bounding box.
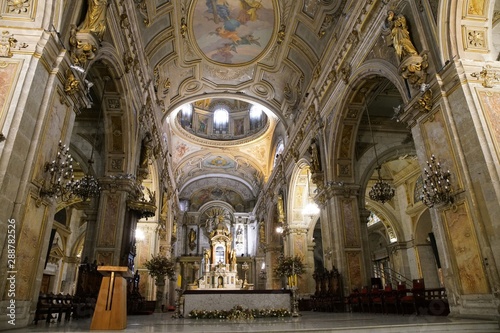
[326,64,408,184]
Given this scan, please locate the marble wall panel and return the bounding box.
[442,202,489,294]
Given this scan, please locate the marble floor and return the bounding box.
[3,312,499,333]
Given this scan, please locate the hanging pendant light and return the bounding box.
[369,167,395,203]
[366,100,395,204]
[72,76,109,201]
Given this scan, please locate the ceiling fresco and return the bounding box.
[192,0,275,64]
[189,187,245,211]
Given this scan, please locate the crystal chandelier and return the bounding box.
[421,155,453,207]
[72,159,100,200]
[40,141,75,201]
[365,101,395,204]
[72,77,109,201]
[369,167,395,203]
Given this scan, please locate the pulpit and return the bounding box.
[90,266,133,330]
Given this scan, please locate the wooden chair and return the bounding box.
[359,286,371,312]
[381,283,402,314]
[370,286,384,313]
[400,279,426,315]
[347,289,361,312]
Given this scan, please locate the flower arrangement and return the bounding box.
[144,254,176,282]
[273,254,304,278]
[188,305,291,319]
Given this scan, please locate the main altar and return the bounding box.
[196,216,248,290]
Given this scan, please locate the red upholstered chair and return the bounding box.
[400,279,426,315]
[383,282,407,314]
[359,286,371,312]
[347,289,361,312]
[370,286,384,314]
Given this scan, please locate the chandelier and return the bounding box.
[40,141,76,201]
[41,77,108,202]
[421,155,453,207]
[365,100,395,204]
[72,159,100,200]
[369,167,395,203]
[72,77,110,201]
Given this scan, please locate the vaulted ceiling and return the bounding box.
[123,0,406,212]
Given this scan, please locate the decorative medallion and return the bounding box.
[192,0,276,65]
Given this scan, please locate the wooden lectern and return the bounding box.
[90,266,133,330]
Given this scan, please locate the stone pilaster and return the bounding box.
[90,176,136,267]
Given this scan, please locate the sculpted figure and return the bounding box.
[387,11,418,60]
[79,0,109,40]
[139,133,153,168]
[277,194,285,219]
[309,138,321,172]
[188,228,196,250]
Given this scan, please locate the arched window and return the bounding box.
[249,105,262,131]
[215,245,225,263]
[273,140,284,166]
[180,103,193,128]
[213,107,229,133]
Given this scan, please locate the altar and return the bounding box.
[193,215,250,290]
[182,290,292,317]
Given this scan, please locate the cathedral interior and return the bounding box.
[0,0,499,330]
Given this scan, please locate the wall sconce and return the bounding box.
[40,141,75,201]
[421,155,453,207]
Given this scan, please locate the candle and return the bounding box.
[177,275,182,288]
[294,274,297,286]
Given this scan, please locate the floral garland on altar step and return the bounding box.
[188,305,291,319]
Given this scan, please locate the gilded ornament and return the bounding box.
[416,89,433,112]
[180,17,188,38]
[471,66,500,88]
[277,24,286,44]
[64,70,80,95]
[0,31,17,58]
[7,0,30,14]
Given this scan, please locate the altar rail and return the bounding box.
[182,290,292,317]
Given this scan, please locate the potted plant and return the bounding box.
[144,254,177,284]
[273,254,304,287]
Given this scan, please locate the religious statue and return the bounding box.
[259,221,266,244]
[309,138,321,173]
[139,133,153,168]
[230,249,237,272]
[277,194,285,220]
[79,0,109,40]
[386,11,418,60]
[188,228,196,251]
[235,226,243,244]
